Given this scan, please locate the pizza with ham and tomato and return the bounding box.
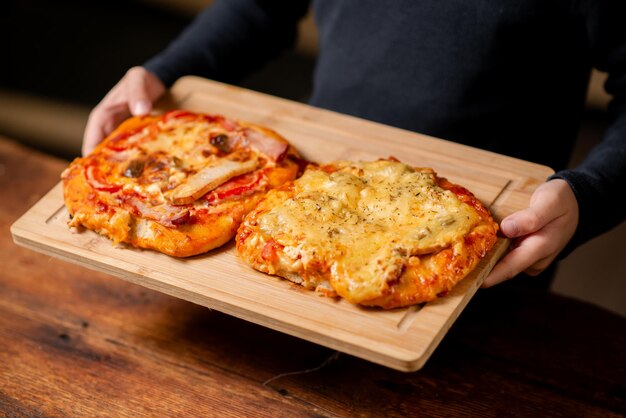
[62,110,301,257]
[235,159,498,309]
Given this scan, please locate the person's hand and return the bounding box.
[82,66,166,156]
[483,179,578,287]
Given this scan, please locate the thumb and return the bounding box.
[500,208,549,238]
[500,181,566,238]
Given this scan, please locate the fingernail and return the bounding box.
[131,100,150,115]
[502,219,519,236]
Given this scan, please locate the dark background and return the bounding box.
[1,0,191,106]
[0,0,314,157]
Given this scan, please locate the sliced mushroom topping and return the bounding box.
[172,156,184,168]
[210,134,231,153]
[122,159,146,178]
[438,216,456,226]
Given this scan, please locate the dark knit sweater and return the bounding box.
[145,0,626,253]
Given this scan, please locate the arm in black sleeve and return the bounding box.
[550,0,626,255]
[144,0,310,87]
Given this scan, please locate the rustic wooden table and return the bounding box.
[2,137,625,417]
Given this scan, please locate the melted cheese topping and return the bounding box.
[136,120,224,170]
[258,160,480,302]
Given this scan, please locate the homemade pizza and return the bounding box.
[62,110,301,257]
[236,159,498,309]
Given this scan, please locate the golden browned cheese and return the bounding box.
[236,160,498,308]
[62,110,300,257]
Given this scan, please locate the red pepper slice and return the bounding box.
[206,171,263,203]
[105,125,147,151]
[163,110,236,131]
[163,110,199,121]
[85,164,122,193]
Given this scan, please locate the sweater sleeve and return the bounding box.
[143,0,310,87]
[550,0,626,256]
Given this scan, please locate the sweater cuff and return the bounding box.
[143,55,181,88]
[547,170,595,258]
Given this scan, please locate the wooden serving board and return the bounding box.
[11,76,553,372]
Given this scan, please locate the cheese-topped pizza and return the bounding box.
[62,110,301,257]
[236,159,498,309]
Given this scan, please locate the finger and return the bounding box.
[82,110,107,156]
[125,68,152,116]
[482,234,553,287]
[82,103,130,156]
[500,190,565,239]
[500,208,548,238]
